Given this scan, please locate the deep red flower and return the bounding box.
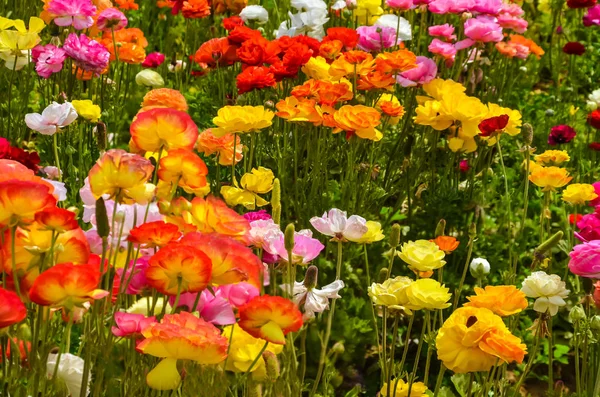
[590,142,600,151]
[292,35,321,53]
[569,214,583,224]
[269,61,299,81]
[223,16,244,31]
[236,38,280,66]
[282,43,313,69]
[478,114,509,137]
[0,138,40,172]
[588,110,600,129]
[236,66,276,94]
[228,26,262,45]
[567,0,596,8]
[324,27,359,49]
[459,159,469,173]
[562,41,586,55]
[548,125,577,145]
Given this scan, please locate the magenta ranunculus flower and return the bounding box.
[428,24,456,40]
[397,56,437,87]
[548,124,577,145]
[63,33,110,75]
[356,26,400,52]
[31,44,66,79]
[575,211,600,242]
[48,0,97,30]
[141,52,166,68]
[428,38,457,59]
[116,256,151,295]
[385,0,414,10]
[590,183,600,207]
[96,7,128,31]
[111,312,156,338]
[569,240,600,278]
[464,16,504,43]
[243,209,271,222]
[215,283,260,307]
[584,5,600,26]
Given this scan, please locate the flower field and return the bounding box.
[1,0,600,396]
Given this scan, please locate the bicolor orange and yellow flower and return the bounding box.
[238,295,303,345]
[130,108,198,153]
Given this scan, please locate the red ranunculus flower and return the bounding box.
[478,114,509,137]
[562,41,586,55]
[548,125,577,145]
[588,110,600,129]
[567,0,596,8]
[236,66,276,94]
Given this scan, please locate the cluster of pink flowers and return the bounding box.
[48,0,97,30]
[569,182,600,278]
[63,33,111,75]
[32,44,66,79]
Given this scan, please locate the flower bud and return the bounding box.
[17,323,32,341]
[389,224,401,248]
[303,266,318,289]
[248,384,263,397]
[95,197,110,238]
[590,315,600,331]
[468,223,477,239]
[263,350,280,382]
[95,121,107,151]
[435,219,446,237]
[271,179,281,225]
[284,223,295,252]
[332,341,345,354]
[469,258,490,278]
[522,123,533,145]
[135,69,164,88]
[378,268,389,282]
[569,306,586,323]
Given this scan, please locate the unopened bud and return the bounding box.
[435,219,446,237]
[95,122,107,151]
[95,197,109,238]
[468,223,477,239]
[569,306,586,323]
[378,268,389,282]
[264,100,274,109]
[303,266,318,289]
[390,224,401,248]
[331,341,345,354]
[536,231,563,256]
[17,323,32,341]
[248,384,263,397]
[271,179,281,225]
[522,123,533,145]
[263,350,280,382]
[469,258,490,278]
[284,224,295,253]
[590,315,600,331]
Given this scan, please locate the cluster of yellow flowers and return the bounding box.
[414,79,522,152]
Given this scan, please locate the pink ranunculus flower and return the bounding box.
[111,312,156,338]
[497,13,528,33]
[584,5,600,26]
[569,240,600,278]
[385,0,414,10]
[356,25,399,52]
[590,183,600,207]
[464,16,504,42]
[169,291,236,325]
[428,38,457,59]
[48,0,97,30]
[96,7,128,31]
[247,219,282,249]
[31,44,66,79]
[310,208,368,241]
[397,55,437,87]
[428,24,456,40]
[115,256,152,295]
[215,283,260,307]
[25,102,78,135]
[471,0,503,14]
[141,52,166,68]
[575,210,600,242]
[428,0,473,14]
[264,229,325,265]
[63,33,110,75]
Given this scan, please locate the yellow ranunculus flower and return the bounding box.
[72,100,102,123]
[464,286,528,317]
[0,17,45,51]
[301,56,331,81]
[422,79,467,100]
[562,183,598,205]
[240,167,274,194]
[414,100,455,131]
[222,324,282,380]
[448,137,465,152]
[398,240,446,273]
[529,166,572,192]
[221,167,274,210]
[212,105,274,137]
[380,378,428,396]
[368,276,413,313]
[404,278,451,311]
[534,150,570,166]
[347,221,384,244]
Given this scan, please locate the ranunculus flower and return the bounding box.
[264,229,325,265]
[374,14,412,42]
[464,286,528,316]
[25,102,78,135]
[567,0,597,9]
[310,208,368,241]
[48,0,96,30]
[0,180,56,228]
[470,257,491,278]
[397,56,437,87]
[130,108,198,153]
[380,379,428,396]
[356,25,400,52]
[212,106,274,137]
[31,44,66,79]
[464,16,503,43]
[563,41,586,55]
[562,183,598,205]
[588,110,600,129]
[548,124,577,145]
[428,23,455,40]
[290,266,344,320]
[0,287,27,329]
[404,278,451,310]
[47,353,90,397]
[569,240,600,278]
[529,166,572,192]
[63,33,110,75]
[135,69,165,87]
[368,276,413,313]
[428,38,457,60]
[72,99,101,123]
[385,0,414,10]
[111,312,156,338]
[584,5,600,25]
[239,5,269,24]
[398,240,446,273]
[521,271,570,316]
[142,52,166,68]
[238,295,303,345]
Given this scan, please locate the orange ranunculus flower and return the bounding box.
[329,50,375,80]
[238,295,303,345]
[180,232,262,287]
[528,166,573,192]
[196,128,243,166]
[333,105,382,141]
[358,71,396,91]
[375,50,418,74]
[181,0,211,18]
[88,149,155,204]
[137,312,228,390]
[432,236,459,254]
[236,66,276,95]
[0,160,63,200]
[101,28,148,64]
[319,40,343,60]
[115,0,139,10]
[74,63,109,81]
[212,0,247,14]
[158,149,209,195]
[146,243,212,295]
[510,35,544,59]
[464,286,528,317]
[323,27,359,50]
[34,207,79,233]
[0,180,56,228]
[128,221,182,249]
[130,108,199,153]
[141,88,188,112]
[237,38,280,66]
[192,38,238,68]
[184,196,250,242]
[436,306,527,374]
[379,101,405,118]
[276,97,322,125]
[29,263,108,309]
[0,287,27,329]
[291,80,353,106]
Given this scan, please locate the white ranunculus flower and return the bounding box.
[0,49,30,70]
[291,0,327,11]
[239,5,269,24]
[521,271,570,316]
[374,14,412,42]
[47,353,90,397]
[332,0,347,9]
[587,89,600,111]
[135,69,164,88]
[285,266,345,320]
[469,257,490,278]
[310,208,368,241]
[25,101,78,135]
[248,219,282,249]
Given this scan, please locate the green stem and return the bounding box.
[52,132,62,182]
